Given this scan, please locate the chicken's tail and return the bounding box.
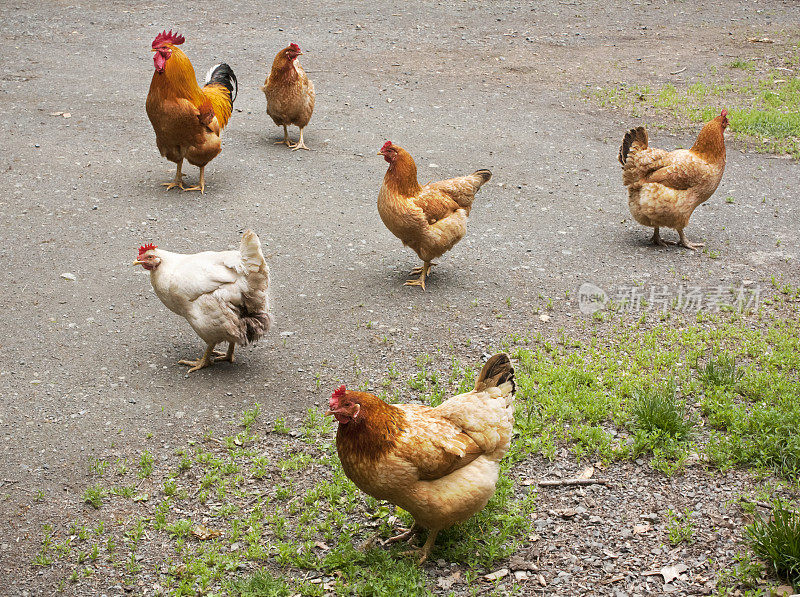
[237,230,272,344]
[239,230,266,273]
[471,169,493,188]
[202,63,238,129]
[474,353,515,396]
[618,127,648,166]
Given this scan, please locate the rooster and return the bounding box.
[134,231,272,373]
[261,43,315,151]
[327,353,515,563]
[377,142,491,290]
[146,30,238,193]
[619,110,728,250]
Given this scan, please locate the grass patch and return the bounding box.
[746,500,800,588]
[587,70,800,158]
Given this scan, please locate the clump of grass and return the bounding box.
[746,500,800,587]
[698,354,744,388]
[82,485,105,509]
[631,382,696,448]
[728,59,755,70]
[227,569,292,596]
[138,451,154,479]
[666,507,695,545]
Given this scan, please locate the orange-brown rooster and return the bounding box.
[377,142,492,290]
[146,30,238,193]
[619,110,728,250]
[327,353,515,563]
[261,43,315,151]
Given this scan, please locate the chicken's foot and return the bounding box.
[404,261,431,291]
[182,166,205,194]
[162,161,185,191]
[410,262,436,276]
[651,227,676,248]
[178,344,216,373]
[400,529,438,564]
[274,125,292,147]
[290,127,311,151]
[383,523,420,545]
[214,343,235,363]
[678,229,704,251]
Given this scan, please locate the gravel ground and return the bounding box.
[1,0,798,594]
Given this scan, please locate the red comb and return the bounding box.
[332,385,346,399]
[380,141,392,152]
[289,42,301,52]
[721,109,728,118]
[138,243,157,257]
[152,30,185,49]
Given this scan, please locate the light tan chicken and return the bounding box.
[377,142,492,290]
[261,43,315,151]
[326,354,515,563]
[619,110,728,250]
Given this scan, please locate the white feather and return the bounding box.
[204,64,220,85]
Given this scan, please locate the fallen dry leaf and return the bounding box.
[552,508,577,518]
[192,524,222,541]
[437,571,461,590]
[578,465,594,479]
[660,563,688,584]
[633,523,651,534]
[538,313,551,322]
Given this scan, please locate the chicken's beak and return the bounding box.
[132,260,144,266]
[377,151,383,156]
[324,409,334,417]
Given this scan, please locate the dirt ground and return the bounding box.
[1,0,798,594]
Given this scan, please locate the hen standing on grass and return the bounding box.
[377,142,492,290]
[134,231,272,373]
[327,354,515,563]
[619,109,728,250]
[261,43,315,151]
[146,30,238,193]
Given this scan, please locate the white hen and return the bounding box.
[135,230,272,373]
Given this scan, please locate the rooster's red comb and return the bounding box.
[380,141,393,152]
[332,385,346,399]
[289,42,301,52]
[152,30,185,49]
[721,109,728,118]
[138,243,157,257]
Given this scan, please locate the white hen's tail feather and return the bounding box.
[238,230,272,344]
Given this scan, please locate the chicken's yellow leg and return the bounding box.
[404,261,431,291]
[214,342,235,363]
[178,344,216,373]
[162,160,185,191]
[400,528,438,564]
[183,166,205,194]
[274,125,292,146]
[651,227,676,247]
[678,229,704,251]
[290,127,310,151]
